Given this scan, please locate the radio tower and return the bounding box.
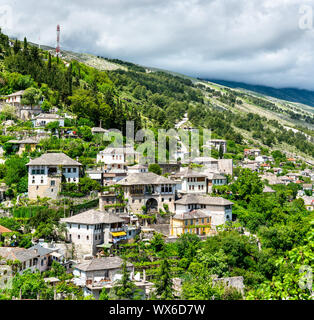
[56,24,60,56]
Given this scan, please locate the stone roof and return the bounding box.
[6,90,24,97]
[28,244,57,257]
[192,156,218,163]
[118,172,176,186]
[173,167,207,178]
[173,209,210,220]
[8,138,38,144]
[98,145,139,155]
[26,153,82,166]
[91,127,108,133]
[61,210,125,225]
[0,225,12,234]
[175,194,233,206]
[34,113,62,119]
[0,247,39,263]
[74,256,133,272]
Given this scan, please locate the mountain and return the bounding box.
[204,79,314,108]
[1,33,313,162]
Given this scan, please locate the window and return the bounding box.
[40,169,44,174]
[87,225,89,230]
[32,180,35,184]
[41,260,44,266]
[51,189,54,192]
[51,180,55,186]
[87,236,89,240]
[169,198,171,202]
[78,224,80,229]
[185,220,188,226]
[162,198,164,202]
[40,179,44,184]
[73,168,77,173]
[78,235,80,239]
[68,168,72,173]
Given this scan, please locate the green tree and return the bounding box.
[148,163,162,175]
[21,87,43,107]
[154,258,173,300]
[111,261,140,300]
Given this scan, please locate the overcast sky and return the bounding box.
[1,0,314,90]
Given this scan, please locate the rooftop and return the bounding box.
[74,256,133,272]
[0,225,12,234]
[61,210,125,225]
[173,209,210,220]
[34,113,63,120]
[28,243,57,257]
[0,247,39,263]
[175,194,233,206]
[118,172,176,186]
[6,90,24,97]
[27,153,82,166]
[173,167,207,178]
[7,138,38,144]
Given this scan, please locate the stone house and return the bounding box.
[174,194,233,230]
[7,138,38,155]
[170,209,212,238]
[171,167,207,194]
[61,209,128,259]
[118,172,176,214]
[32,113,65,127]
[27,152,82,200]
[72,257,153,299]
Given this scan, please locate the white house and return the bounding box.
[172,167,207,194]
[5,90,24,106]
[0,247,40,274]
[96,144,140,170]
[27,153,82,199]
[174,194,234,230]
[32,113,65,127]
[61,209,127,258]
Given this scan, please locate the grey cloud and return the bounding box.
[1,0,314,89]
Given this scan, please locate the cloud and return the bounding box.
[1,0,314,89]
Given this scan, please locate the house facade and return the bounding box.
[174,194,233,230]
[32,113,65,127]
[27,153,82,199]
[118,172,176,214]
[61,209,128,259]
[172,167,207,194]
[170,209,212,237]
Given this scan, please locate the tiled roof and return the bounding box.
[0,247,39,263]
[118,172,176,186]
[0,225,12,234]
[74,256,133,272]
[61,210,125,225]
[6,90,24,97]
[173,209,210,220]
[173,167,207,178]
[27,153,82,166]
[34,113,62,119]
[28,244,57,257]
[175,194,233,206]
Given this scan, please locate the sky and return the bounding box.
[1,0,314,90]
